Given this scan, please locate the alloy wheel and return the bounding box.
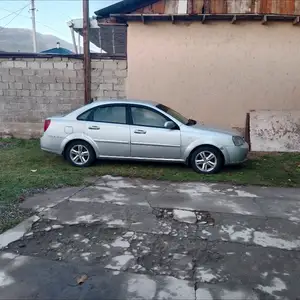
[195,151,217,173]
[69,144,90,166]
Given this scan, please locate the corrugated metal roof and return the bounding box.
[40,47,73,54]
[94,0,157,18]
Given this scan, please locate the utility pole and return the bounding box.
[83,0,91,105]
[30,0,37,52]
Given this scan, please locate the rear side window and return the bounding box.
[78,105,127,124]
[77,110,92,121]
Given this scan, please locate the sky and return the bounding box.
[0,0,117,49]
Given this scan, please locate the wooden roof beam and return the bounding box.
[262,15,268,25]
[293,16,300,25]
[231,15,237,24]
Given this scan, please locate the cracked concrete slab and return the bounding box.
[2,176,300,299]
[20,187,84,211]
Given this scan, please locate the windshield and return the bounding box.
[156,104,189,125]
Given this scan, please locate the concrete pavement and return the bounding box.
[1,175,300,299]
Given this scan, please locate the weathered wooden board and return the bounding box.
[131,0,298,14]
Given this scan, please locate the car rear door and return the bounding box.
[80,104,130,157]
[129,105,181,159]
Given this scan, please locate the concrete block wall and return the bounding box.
[0,55,127,138]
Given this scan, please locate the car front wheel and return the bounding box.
[66,140,96,167]
[190,146,223,174]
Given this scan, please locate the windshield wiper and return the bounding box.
[186,119,197,126]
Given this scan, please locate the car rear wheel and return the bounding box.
[190,146,223,174]
[66,141,95,167]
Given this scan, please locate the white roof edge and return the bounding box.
[67,18,99,29]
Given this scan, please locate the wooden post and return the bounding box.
[83,0,91,105]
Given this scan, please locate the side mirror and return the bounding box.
[164,121,176,129]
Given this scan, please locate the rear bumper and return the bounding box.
[40,135,62,155]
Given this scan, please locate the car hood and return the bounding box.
[189,123,241,136]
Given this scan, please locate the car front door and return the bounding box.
[80,104,130,157]
[129,105,181,159]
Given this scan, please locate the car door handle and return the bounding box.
[88,126,100,130]
[134,129,146,134]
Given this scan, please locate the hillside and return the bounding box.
[0,27,74,53]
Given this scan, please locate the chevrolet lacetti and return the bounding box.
[40,99,249,174]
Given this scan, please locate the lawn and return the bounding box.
[2,138,300,202]
[1,138,300,232]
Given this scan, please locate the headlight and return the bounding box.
[232,136,244,146]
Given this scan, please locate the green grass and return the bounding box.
[1,138,300,207]
[1,138,300,233]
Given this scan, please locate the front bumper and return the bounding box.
[224,143,249,165]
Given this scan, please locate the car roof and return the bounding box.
[64,99,160,119]
[87,99,159,108]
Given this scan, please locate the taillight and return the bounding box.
[44,119,51,132]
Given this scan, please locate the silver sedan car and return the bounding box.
[40,99,249,174]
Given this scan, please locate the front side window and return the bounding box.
[131,106,168,128]
[156,104,189,125]
[90,105,126,124]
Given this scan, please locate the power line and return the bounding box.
[0,4,29,32]
[0,7,69,40]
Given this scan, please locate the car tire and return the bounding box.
[190,146,223,174]
[65,140,96,167]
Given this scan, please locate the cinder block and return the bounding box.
[10,68,23,76]
[28,76,42,84]
[16,90,30,97]
[43,90,60,97]
[23,83,36,90]
[15,76,29,84]
[56,77,70,83]
[104,90,118,97]
[36,83,50,90]
[92,89,104,98]
[36,69,50,76]
[103,60,117,70]
[113,84,125,91]
[117,60,127,70]
[30,90,43,97]
[14,61,27,68]
[115,69,127,78]
[9,82,22,90]
[104,77,118,84]
[118,91,126,98]
[91,60,104,69]
[41,61,54,69]
[3,90,16,96]
[101,70,113,77]
[1,60,14,68]
[27,61,41,70]
[76,83,84,90]
[63,83,76,91]
[42,76,57,83]
[63,70,77,78]
[70,90,84,98]
[74,63,83,70]
[99,83,113,90]
[50,69,63,76]
[27,61,41,69]
[23,69,35,76]
[54,61,67,69]
[49,83,63,90]
[2,75,15,82]
[66,62,74,70]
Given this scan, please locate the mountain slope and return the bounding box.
[0,27,74,53]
